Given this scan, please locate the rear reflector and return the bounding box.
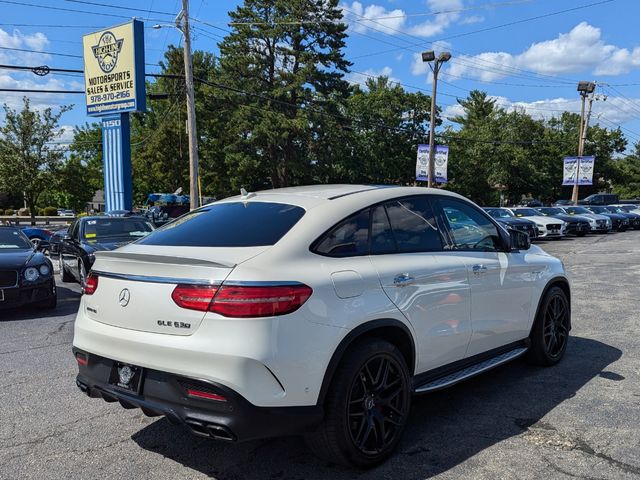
[186,389,227,402]
[76,353,88,366]
[84,272,99,295]
[171,283,312,318]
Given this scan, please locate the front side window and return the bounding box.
[438,198,501,251]
[314,209,370,257]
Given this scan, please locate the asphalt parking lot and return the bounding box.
[1,233,639,480]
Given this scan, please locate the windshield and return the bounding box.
[619,205,636,212]
[0,229,33,250]
[513,208,539,217]
[538,207,563,215]
[485,208,513,218]
[566,206,590,214]
[139,201,306,247]
[82,218,154,241]
[587,206,608,214]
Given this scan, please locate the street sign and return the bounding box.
[563,156,595,186]
[82,20,146,116]
[416,144,448,183]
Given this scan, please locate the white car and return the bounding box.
[73,185,571,468]
[506,207,567,239]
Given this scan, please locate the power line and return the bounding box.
[0,46,82,58]
[0,0,166,22]
[62,0,175,16]
[0,88,83,93]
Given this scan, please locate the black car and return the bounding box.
[483,207,538,238]
[536,207,590,237]
[0,227,56,309]
[48,227,68,258]
[605,206,640,230]
[586,206,629,232]
[59,216,154,287]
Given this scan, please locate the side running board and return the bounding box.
[414,347,528,394]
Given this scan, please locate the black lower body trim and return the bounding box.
[73,348,323,442]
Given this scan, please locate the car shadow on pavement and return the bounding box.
[0,285,81,321]
[131,336,622,479]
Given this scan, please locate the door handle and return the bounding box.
[393,273,415,286]
[472,264,488,275]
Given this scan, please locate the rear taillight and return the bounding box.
[171,285,219,311]
[84,272,99,295]
[171,283,312,318]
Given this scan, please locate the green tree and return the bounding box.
[0,98,71,220]
[217,0,352,190]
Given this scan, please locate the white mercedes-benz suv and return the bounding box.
[73,185,571,468]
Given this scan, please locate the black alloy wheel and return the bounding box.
[305,339,411,468]
[347,354,408,456]
[542,293,569,359]
[527,286,570,366]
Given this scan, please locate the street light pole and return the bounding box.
[422,50,451,188]
[572,81,596,204]
[180,0,200,210]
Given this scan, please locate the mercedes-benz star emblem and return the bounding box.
[118,365,134,386]
[118,288,130,307]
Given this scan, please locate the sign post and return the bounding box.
[416,144,448,184]
[562,156,595,187]
[83,20,146,212]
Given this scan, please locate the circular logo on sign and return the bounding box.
[91,31,124,73]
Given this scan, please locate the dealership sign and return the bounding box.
[416,144,448,183]
[82,20,146,116]
[562,156,595,186]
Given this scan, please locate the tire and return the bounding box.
[527,286,570,366]
[577,231,587,237]
[30,236,44,249]
[305,339,411,468]
[59,254,74,283]
[39,281,57,309]
[78,260,87,289]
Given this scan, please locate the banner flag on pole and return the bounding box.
[562,156,595,186]
[416,145,448,183]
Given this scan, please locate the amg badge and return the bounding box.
[157,320,191,329]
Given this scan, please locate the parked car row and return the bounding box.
[484,204,640,239]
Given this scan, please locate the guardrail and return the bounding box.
[0,216,76,226]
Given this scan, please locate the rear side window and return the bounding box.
[314,209,370,257]
[384,197,443,253]
[139,202,305,247]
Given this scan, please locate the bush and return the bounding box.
[38,208,46,216]
[43,206,58,216]
[76,212,88,218]
[3,208,14,215]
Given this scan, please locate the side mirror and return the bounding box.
[509,229,531,251]
[63,234,73,242]
[36,240,51,251]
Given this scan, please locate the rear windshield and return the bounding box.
[139,202,305,247]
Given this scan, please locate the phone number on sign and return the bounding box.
[90,91,131,103]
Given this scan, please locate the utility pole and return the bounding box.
[422,50,451,188]
[180,0,200,210]
[572,81,597,204]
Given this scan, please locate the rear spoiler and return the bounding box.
[94,251,235,269]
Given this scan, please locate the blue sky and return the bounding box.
[0,0,639,149]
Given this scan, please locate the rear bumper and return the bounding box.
[73,349,323,442]
[0,278,55,309]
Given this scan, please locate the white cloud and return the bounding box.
[341,0,463,38]
[459,15,484,25]
[443,22,640,81]
[347,66,401,88]
[342,1,406,35]
[407,0,463,37]
[0,74,75,112]
[0,28,51,64]
[442,95,640,126]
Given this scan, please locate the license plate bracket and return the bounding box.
[108,362,144,395]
